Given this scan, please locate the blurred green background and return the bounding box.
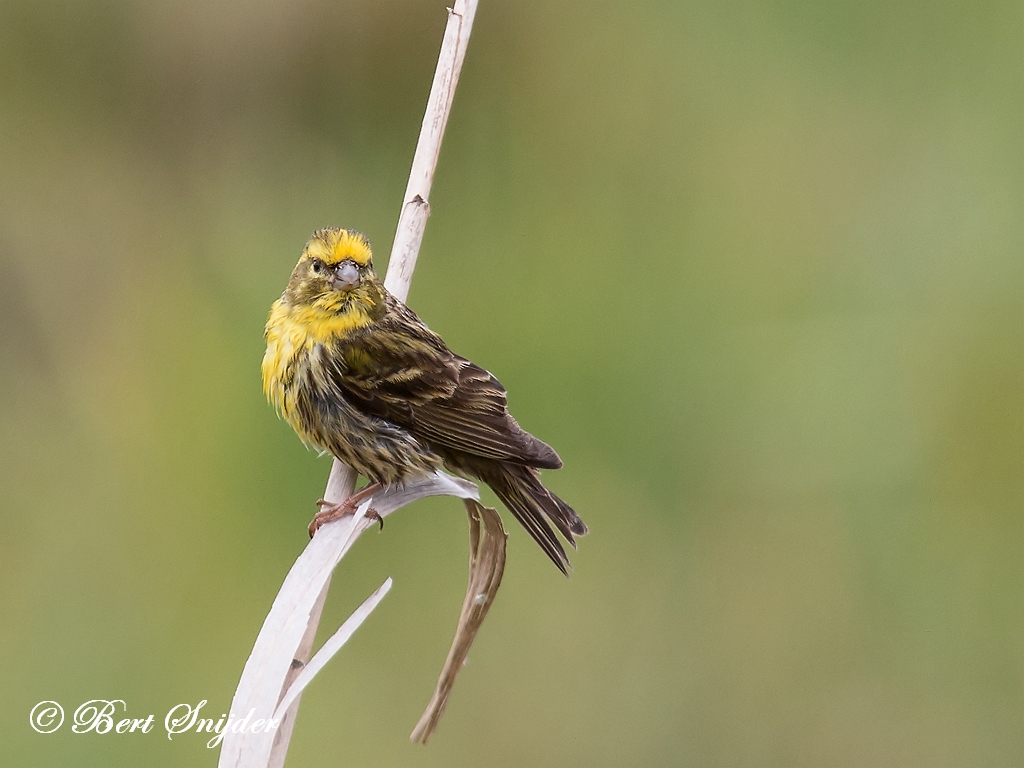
[3,0,1023,765]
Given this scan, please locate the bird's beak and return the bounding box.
[332,260,360,291]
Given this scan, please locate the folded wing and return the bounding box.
[330,302,562,470]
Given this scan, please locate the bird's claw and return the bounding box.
[308,497,383,538]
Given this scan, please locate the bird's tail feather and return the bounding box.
[480,462,587,575]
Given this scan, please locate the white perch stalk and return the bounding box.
[318,0,479,542]
[309,0,479,606]
[220,3,480,766]
[271,576,393,723]
[219,475,481,768]
[387,0,478,302]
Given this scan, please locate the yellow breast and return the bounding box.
[262,298,372,436]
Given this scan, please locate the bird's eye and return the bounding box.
[311,259,323,274]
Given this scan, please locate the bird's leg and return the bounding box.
[308,482,384,537]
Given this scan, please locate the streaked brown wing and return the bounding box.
[332,304,561,469]
[410,359,561,468]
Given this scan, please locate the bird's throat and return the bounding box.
[284,300,374,345]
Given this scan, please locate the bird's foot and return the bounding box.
[307,483,384,537]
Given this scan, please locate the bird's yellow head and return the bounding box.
[281,228,387,326]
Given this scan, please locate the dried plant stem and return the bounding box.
[221,476,481,768]
[283,0,479,723]
[314,0,479,564]
[387,0,478,301]
[411,500,506,743]
[219,3,481,767]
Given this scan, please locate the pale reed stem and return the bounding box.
[219,4,480,767]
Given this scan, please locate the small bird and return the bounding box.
[262,228,586,573]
